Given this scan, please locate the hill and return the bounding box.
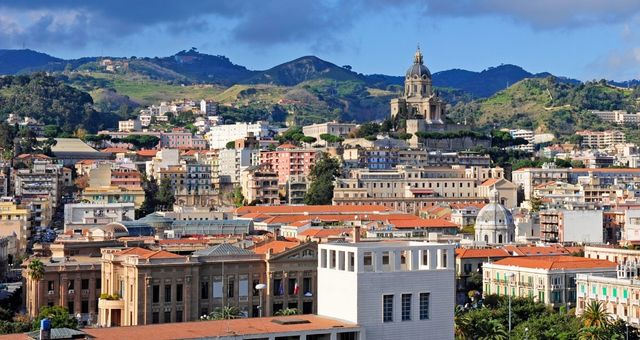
[248,56,364,86]
[448,77,638,136]
[0,49,62,74]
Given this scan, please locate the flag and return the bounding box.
[293,282,299,295]
[279,280,284,296]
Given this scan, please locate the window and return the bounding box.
[152,285,160,303]
[165,285,171,302]
[81,300,89,314]
[96,279,101,290]
[303,277,312,295]
[401,294,412,321]
[164,311,171,323]
[152,312,159,324]
[227,278,235,298]
[201,281,209,300]
[81,279,89,290]
[68,280,75,290]
[176,284,183,302]
[48,281,54,291]
[274,279,283,296]
[176,310,183,322]
[440,250,448,268]
[67,300,74,314]
[422,250,429,266]
[253,280,260,296]
[288,278,297,295]
[382,251,390,265]
[420,293,430,320]
[383,295,393,322]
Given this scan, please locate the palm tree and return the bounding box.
[275,308,299,316]
[209,305,241,320]
[27,259,45,281]
[476,318,508,340]
[582,301,611,329]
[454,307,471,339]
[578,325,612,340]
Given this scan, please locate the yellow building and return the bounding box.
[0,201,31,252]
[81,186,145,209]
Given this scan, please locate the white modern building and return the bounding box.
[509,129,534,152]
[118,119,142,132]
[318,240,455,340]
[63,202,136,233]
[205,122,272,149]
[200,99,218,116]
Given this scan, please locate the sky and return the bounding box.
[1,0,640,81]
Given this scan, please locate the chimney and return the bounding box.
[352,226,361,243]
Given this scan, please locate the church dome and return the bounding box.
[475,189,514,231]
[406,48,431,78]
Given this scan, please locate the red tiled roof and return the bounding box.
[449,202,486,210]
[455,248,511,259]
[101,147,130,153]
[252,240,301,254]
[136,149,158,157]
[479,178,499,187]
[82,315,359,339]
[492,256,616,271]
[76,159,95,165]
[114,247,154,256]
[389,218,458,229]
[299,228,351,238]
[503,245,570,256]
[137,250,184,259]
[16,153,50,159]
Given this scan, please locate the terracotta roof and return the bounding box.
[252,240,300,254]
[137,250,184,259]
[114,247,154,256]
[503,245,570,256]
[75,159,96,165]
[492,256,616,271]
[455,248,511,259]
[299,228,351,238]
[449,202,486,210]
[16,153,50,159]
[236,205,391,215]
[479,178,499,187]
[101,147,130,153]
[389,218,458,229]
[82,315,359,339]
[278,143,298,149]
[288,220,312,228]
[136,149,158,157]
[238,212,272,220]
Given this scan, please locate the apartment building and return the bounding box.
[286,175,308,205]
[81,186,145,209]
[215,147,259,186]
[584,245,640,264]
[199,100,218,116]
[240,165,280,205]
[483,256,617,309]
[512,165,570,200]
[576,262,640,327]
[539,209,603,243]
[343,148,491,170]
[118,119,141,132]
[318,241,455,340]
[206,122,272,150]
[260,144,318,186]
[13,159,64,214]
[592,110,640,125]
[158,161,214,207]
[63,202,136,233]
[0,200,31,253]
[509,129,535,152]
[576,130,626,149]
[100,131,206,149]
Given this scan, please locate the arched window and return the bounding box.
[484,235,488,243]
[498,234,503,243]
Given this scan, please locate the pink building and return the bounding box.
[260,143,318,185]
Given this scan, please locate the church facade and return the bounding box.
[390,48,445,124]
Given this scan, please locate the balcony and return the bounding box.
[98,297,124,310]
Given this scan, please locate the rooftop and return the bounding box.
[455,248,511,259]
[235,205,392,216]
[491,256,616,271]
[43,138,100,154]
[252,240,301,254]
[81,315,359,339]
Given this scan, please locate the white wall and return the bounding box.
[562,210,603,243]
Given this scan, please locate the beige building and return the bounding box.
[0,200,31,252]
[98,242,319,327]
[240,165,280,205]
[333,166,505,214]
[483,256,616,308]
[302,121,357,145]
[577,130,625,149]
[512,166,571,200]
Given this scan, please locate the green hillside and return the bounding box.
[448,77,638,136]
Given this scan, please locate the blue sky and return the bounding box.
[1,0,639,81]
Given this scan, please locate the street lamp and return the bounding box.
[255,283,266,317]
[507,273,515,338]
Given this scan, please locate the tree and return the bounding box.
[32,306,77,330]
[137,174,159,218]
[156,178,175,210]
[27,259,44,281]
[275,308,300,316]
[320,133,344,144]
[232,186,244,208]
[582,301,611,329]
[304,152,341,205]
[225,141,236,149]
[530,195,543,212]
[202,306,241,320]
[300,136,317,144]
